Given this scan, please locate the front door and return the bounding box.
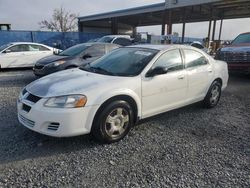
[0,44,29,68]
[141,49,188,118]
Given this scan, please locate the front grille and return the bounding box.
[22,104,31,112]
[26,93,41,103]
[34,64,44,69]
[47,123,60,131]
[19,114,35,128]
[219,51,250,63]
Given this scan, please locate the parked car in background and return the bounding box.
[190,41,208,53]
[215,32,250,74]
[87,38,100,42]
[0,42,60,69]
[18,45,228,143]
[97,35,133,46]
[33,42,120,76]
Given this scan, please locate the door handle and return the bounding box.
[178,75,185,79]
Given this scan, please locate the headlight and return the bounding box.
[18,87,27,101]
[44,95,87,108]
[48,60,66,67]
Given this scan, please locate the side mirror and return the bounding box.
[224,41,230,46]
[146,67,168,77]
[83,54,92,59]
[53,50,59,55]
[4,49,11,53]
[53,51,59,55]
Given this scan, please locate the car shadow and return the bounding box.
[0,102,201,165]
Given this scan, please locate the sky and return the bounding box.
[1,0,250,40]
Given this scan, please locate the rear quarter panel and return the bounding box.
[213,59,229,90]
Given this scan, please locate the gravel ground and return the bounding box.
[0,69,249,187]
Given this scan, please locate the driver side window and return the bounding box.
[8,44,29,52]
[152,49,183,72]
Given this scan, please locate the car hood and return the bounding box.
[36,55,72,65]
[26,68,123,98]
[221,45,250,52]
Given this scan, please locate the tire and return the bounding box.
[92,100,134,143]
[203,80,222,108]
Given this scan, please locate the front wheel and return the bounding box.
[92,100,134,143]
[203,80,222,108]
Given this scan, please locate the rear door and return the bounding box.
[182,49,214,101]
[24,44,52,66]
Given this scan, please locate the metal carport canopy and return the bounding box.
[78,0,250,28]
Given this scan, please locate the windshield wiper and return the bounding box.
[79,62,90,70]
[79,64,116,76]
[90,66,117,76]
[59,54,70,56]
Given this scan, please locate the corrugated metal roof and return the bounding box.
[79,3,166,22]
[78,0,250,27]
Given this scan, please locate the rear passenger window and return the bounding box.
[29,45,50,51]
[113,38,132,46]
[184,49,208,68]
[152,49,183,72]
[29,45,40,51]
[38,45,50,51]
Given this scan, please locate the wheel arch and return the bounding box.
[93,94,140,127]
[214,77,223,86]
[204,77,223,99]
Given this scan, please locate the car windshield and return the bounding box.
[80,47,158,76]
[0,43,12,52]
[231,33,250,45]
[97,36,114,43]
[59,44,89,56]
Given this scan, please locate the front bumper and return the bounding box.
[17,97,99,137]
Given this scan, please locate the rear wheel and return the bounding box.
[203,80,222,108]
[92,100,134,143]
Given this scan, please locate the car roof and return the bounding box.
[9,42,51,46]
[238,32,250,35]
[78,42,120,46]
[128,44,195,51]
[101,35,131,39]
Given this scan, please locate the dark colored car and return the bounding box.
[33,42,120,76]
[215,32,250,73]
[97,35,133,46]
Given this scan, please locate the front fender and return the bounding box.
[92,88,142,118]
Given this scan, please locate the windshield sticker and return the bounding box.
[135,51,152,56]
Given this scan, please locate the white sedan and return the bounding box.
[17,45,228,143]
[0,42,60,68]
